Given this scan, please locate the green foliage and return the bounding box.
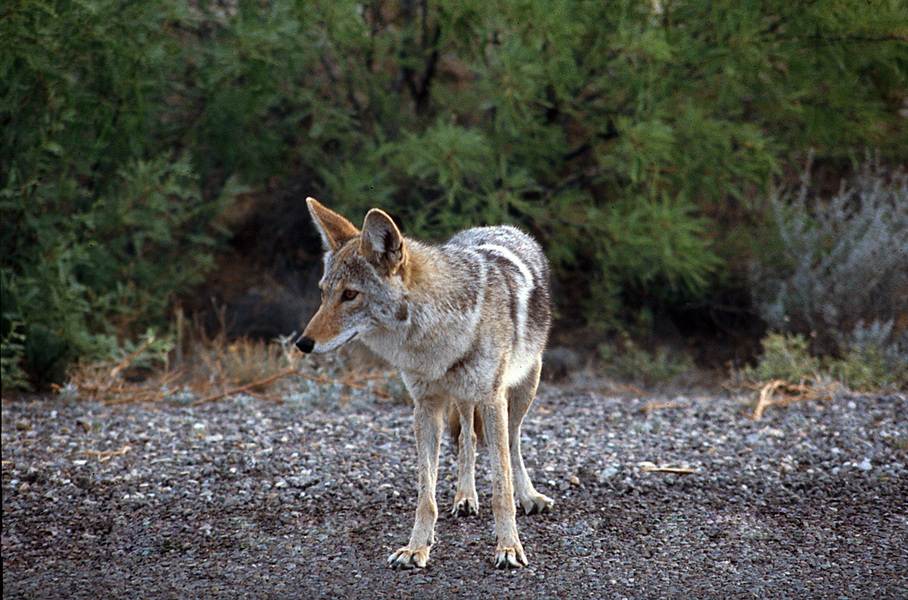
[598,335,695,386]
[741,333,906,392]
[742,333,821,385]
[1,317,28,392]
[304,0,905,327]
[826,345,907,393]
[3,0,905,384]
[1,154,226,387]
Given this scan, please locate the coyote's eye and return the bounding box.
[341,289,359,302]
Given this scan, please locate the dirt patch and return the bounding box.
[2,384,906,599]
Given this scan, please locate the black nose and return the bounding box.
[296,336,315,353]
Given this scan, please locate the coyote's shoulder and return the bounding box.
[296,198,554,570]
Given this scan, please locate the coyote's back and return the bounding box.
[440,225,552,385]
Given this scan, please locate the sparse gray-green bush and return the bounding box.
[752,153,908,372]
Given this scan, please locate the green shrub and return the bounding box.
[741,333,821,385]
[0,0,275,387]
[1,154,227,387]
[740,332,906,392]
[309,0,905,327]
[599,335,695,387]
[3,0,905,385]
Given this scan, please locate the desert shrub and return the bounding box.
[751,153,908,370]
[741,333,821,386]
[310,0,906,328]
[2,0,329,387]
[3,0,906,385]
[599,335,695,387]
[1,154,227,387]
[740,332,906,392]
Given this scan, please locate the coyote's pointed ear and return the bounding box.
[306,197,360,252]
[360,208,407,275]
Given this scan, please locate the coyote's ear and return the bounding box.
[360,208,406,275]
[306,197,360,252]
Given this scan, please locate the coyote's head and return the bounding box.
[296,198,411,354]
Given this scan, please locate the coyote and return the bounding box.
[296,198,554,569]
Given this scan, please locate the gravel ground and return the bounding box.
[2,377,906,599]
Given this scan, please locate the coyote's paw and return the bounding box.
[388,546,430,569]
[519,491,554,516]
[451,496,479,517]
[494,543,528,569]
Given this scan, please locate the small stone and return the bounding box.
[598,465,619,483]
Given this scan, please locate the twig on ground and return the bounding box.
[84,444,132,462]
[644,400,689,414]
[192,368,392,405]
[638,461,696,475]
[752,379,838,420]
[193,368,299,405]
[110,336,156,379]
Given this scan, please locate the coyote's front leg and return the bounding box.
[388,397,444,569]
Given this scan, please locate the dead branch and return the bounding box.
[752,380,838,420]
[193,367,299,405]
[110,336,156,379]
[84,444,132,462]
[639,461,696,475]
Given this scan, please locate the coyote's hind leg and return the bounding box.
[507,358,554,516]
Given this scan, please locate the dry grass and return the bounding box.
[60,317,398,407]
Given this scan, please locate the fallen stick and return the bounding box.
[193,368,392,405]
[193,367,298,405]
[110,336,156,379]
[644,400,688,414]
[638,461,696,475]
[753,379,785,420]
[84,444,132,462]
[752,380,837,420]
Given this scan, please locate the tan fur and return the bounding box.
[297,197,554,569]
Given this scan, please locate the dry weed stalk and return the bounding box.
[84,444,132,462]
[638,461,696,475]
[644,400,688,414]
[60,335,182,405]
[751,379,838,420]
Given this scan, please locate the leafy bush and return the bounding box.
[1,154,227,388]
[751,153,908,369]
[599,335,695,387]
[3,0,905,386]
[308,0,905,326]
[740,333,906,392]
[1,0,235,388]
[741,333,821,386]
